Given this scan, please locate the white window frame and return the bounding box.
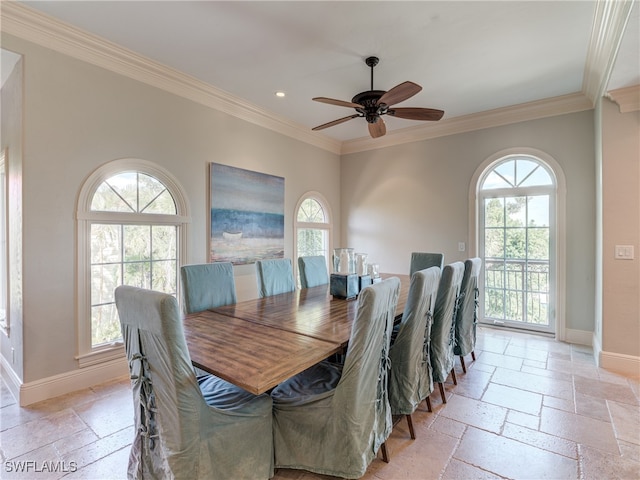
[76,159,190,366]
[469,148,566,340]
[294,191,333,283]
[0,148,8,336]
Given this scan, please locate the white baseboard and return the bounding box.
[599,350,640,377]
[564,328,593,346]
[4,357,128,406]
[1,355,22,404]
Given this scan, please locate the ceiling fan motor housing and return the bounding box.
[352,90,389,123]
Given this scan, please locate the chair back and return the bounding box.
[180,262,236,313]
[255,258,296,297]
[115,285,274,479]
[430,262,465,383]
[388,267,441,415]
[298,255,329,288]
[115,285,207,477]
[454,258,482,356]
[335,277,401,459]
[410,252,444,276]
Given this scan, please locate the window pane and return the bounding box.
[297,199,326,223]
[484,228,504,258]
[152,225,177,259]
[506,196,526,226]
[505,228,526,258]
[91,224,121,263]
[91,263,121,307]
[124,225,151,262]
[91,182,133,212]
[494,161,516,187]
[528,195,549,226]
[520,165,553,187]
[297,228,326,257]
[515,159,538,186]
[143,189,176,214]
[484,198,504,227]
[107,173,138,211]
[152,259,177,293]
[92,303,120,346]
[482,171,512,190]
[527,228,550,260]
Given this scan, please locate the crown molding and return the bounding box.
[582,0,635,104]
[606,84,640,112]
[341,92,593,155]
[0,2,342,155]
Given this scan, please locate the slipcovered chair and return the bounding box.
[409,252,445,277]
[388,267,441,442]
[255,258,296,298]
[271,277,401,478]
[298,255,329,289]
[454,257,482,373]
[430,262,465,403]
[115,285,274,480]
[180,262,236,314]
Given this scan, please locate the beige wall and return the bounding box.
[601,97,640,359]
[1,34,341,383]
[341,111,597,335]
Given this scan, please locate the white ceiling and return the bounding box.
[14,1,640,142]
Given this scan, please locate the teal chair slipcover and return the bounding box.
[271,277,401,479]
[388,267,441,440]
[115,285,274,480]
[430,262,465,403]
[298,255,329,289]
[255,258,296,298]
[409,252,444,277]
[180,262,236,314]
[454,257,482,372]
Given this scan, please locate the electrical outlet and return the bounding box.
[458,242,466,252]
[615,245,634,260]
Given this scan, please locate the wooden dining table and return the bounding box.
[182,273,410,395]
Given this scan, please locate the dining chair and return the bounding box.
[298,255,329,289]
[255,258,296,298]
[180,262,236,314]
[409,252,445,277]
[388,266,441,444]
[271,277,401,478]
[454,257,482,372]
[114,285,274,480]
[430,262,465,403]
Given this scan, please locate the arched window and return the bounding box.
[76,159,189,365]
[474,150,565,336]
[294,192,332,284]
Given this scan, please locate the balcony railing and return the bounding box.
[484,258,549,325]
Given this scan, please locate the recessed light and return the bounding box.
[275,91,286,98]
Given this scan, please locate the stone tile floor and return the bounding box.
[1,326,639,479]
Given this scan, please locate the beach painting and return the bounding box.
[210,163,285,265]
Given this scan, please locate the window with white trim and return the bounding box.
[294,193,332,283]
[77,159,189,363]
[0,149,7,335]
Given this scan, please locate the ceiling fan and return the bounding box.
[312,56,445,139]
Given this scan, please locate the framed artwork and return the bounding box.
[210,163,284,265]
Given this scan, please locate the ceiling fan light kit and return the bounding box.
[312,56,444,138]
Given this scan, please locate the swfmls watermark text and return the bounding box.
[4,460,78,474]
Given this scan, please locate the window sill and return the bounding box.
[76,343,125,368]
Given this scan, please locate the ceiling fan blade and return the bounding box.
[377,81,422,107]
[312,114,360,131]
[388,107,445,121]
[313,97,363,108]
[368,118,386,138]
